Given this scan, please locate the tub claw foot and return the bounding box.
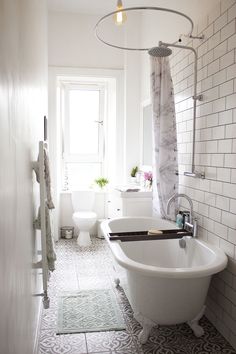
[114,277,120,287]
[189,323,204,337]
[138,325,153,344]
[134,312,156,344]
[187,305,206,337]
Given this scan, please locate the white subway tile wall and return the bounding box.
[171,0,236,349]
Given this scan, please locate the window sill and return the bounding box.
[60,189,108,195]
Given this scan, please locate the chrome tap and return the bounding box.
[166,193,197,237]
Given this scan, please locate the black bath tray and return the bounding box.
[109,229,192,242]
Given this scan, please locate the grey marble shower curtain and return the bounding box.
[150,56,178,218]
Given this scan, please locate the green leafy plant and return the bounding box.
[95,177,109,189]
[130,166,138,177]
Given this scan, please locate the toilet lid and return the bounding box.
[73,211,97,219]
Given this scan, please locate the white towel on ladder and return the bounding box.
[34,206,56,272]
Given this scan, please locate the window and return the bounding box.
[62,82,106,189]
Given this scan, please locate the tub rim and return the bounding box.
[101,217,228,279]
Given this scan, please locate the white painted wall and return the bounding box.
[48,11,124,69]
[124,13,141,182]
[48,11,142,183]
[0,1,48,354]
[140,0,236,349]
[48,11,142,232]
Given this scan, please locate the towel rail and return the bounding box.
[39,141,49,308]
[32,141,50,309]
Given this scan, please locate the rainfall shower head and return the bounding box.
[148,46,172,57]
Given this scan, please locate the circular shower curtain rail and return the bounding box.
[94,6,194,52]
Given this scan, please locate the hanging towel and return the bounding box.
[43,148,55,209]
[34,148,55,210]
[34,206,56,272]
[150,56,179,219]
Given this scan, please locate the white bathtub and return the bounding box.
[101,217,228,343]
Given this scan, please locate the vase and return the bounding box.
[145,180,152,190]
[130,177,137,184]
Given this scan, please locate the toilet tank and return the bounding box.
[71,190,95,211]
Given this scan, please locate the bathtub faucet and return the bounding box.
[166,193,198,237]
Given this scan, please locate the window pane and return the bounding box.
[66,162,102,189]
[69,89,100,154]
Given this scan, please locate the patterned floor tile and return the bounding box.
[40,309,58,330]
[134,318,236,354]
[113,351,142,354]
[38,237,236,354]
[86,331,137,353]
[78,275,112,290]
[39,330,87,354]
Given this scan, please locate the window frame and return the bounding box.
[63,82,106,164]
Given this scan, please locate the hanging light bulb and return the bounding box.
[113,0,127,25]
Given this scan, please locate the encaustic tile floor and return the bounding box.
[39,237,236,354]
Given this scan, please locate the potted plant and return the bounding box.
[131,166,138,177]
[95,177,109,189]
[130,166,138,184]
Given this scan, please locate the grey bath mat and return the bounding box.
[57,289,126,334]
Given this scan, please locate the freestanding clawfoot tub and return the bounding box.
[101,217,228,343]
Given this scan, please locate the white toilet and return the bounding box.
[71,190,97,247]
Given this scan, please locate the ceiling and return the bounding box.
[48,0,217,25]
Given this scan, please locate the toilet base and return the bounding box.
[77,231,91,247]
